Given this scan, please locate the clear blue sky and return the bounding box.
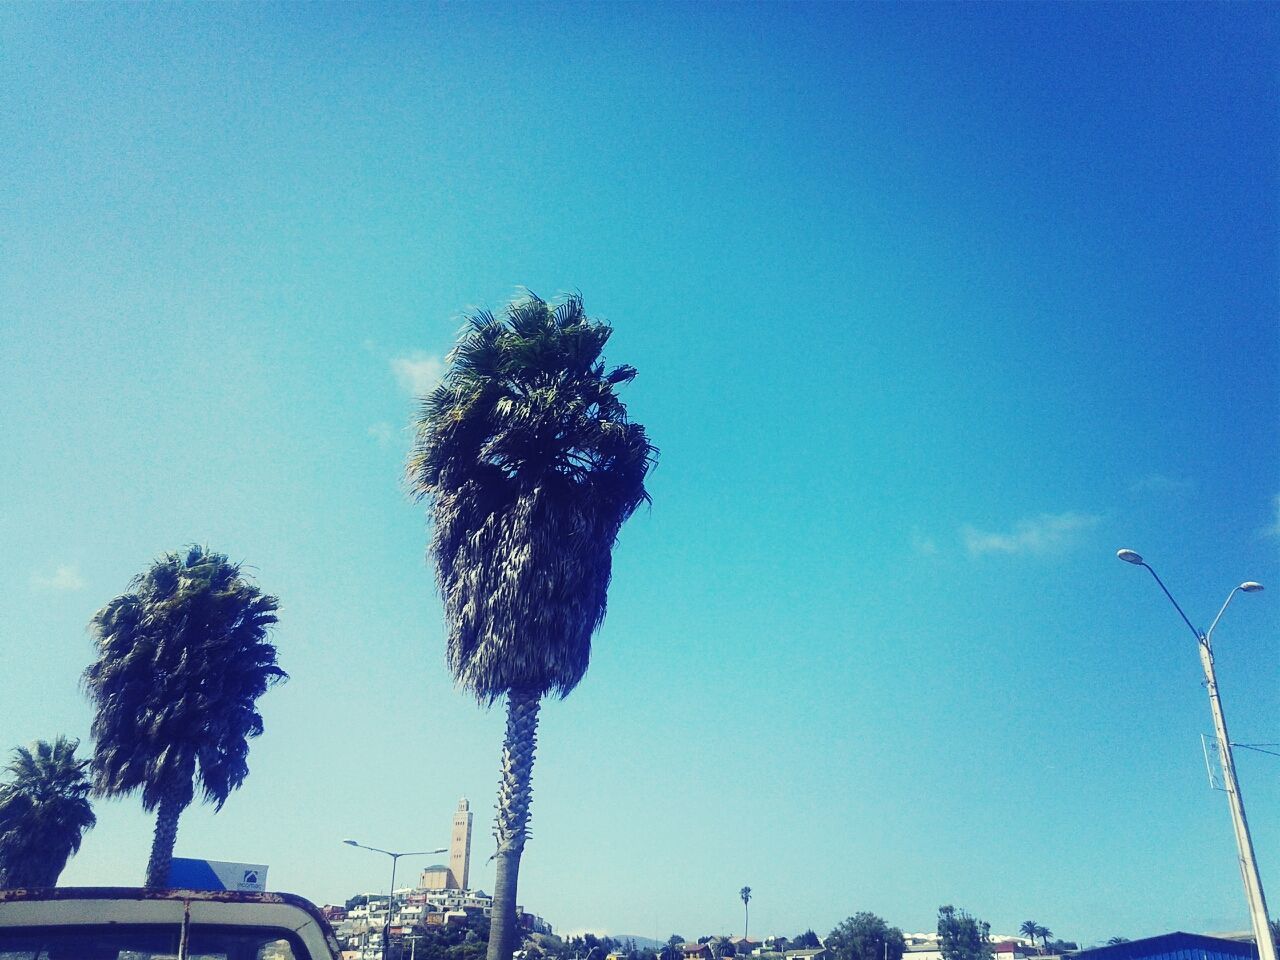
[2,1,1278,948]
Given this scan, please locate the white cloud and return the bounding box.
[1265,493,1280,538]
[910,530,939,557]
[391,353,445,397]
[962,512,1100,557]
[1130,473,1195,496]
[30,564,85,591]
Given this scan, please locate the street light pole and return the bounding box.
[1117,550,1273,960]
[343,839,448,957]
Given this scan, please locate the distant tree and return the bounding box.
[1105,939,1129,947]
[741,888,753,939]
[1034,929,1052,954]
[1045,942,1075,954]
[389,915,494,960]
[792,932,822,951]
[1019,925,1039,952]
[666,936,686,960]
[826,913,906,960]
[937,906,991,960]
[347,894,370,910]
[0,737,96,887]
[84,546,286,887]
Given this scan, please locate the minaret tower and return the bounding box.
[447,797,472,890]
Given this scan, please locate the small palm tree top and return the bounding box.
[407,293,656,705]
[83,546,286,811]
[0,737,97,886]
[0,737,96,846]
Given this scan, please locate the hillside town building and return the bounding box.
[323,798,550,960]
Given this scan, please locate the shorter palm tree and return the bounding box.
[741,887,752,939]
[84,546,286,887]
[1019,923,1039,950]
[0,737,96,888]
[1036,928,1053,954]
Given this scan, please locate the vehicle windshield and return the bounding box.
[0,926,301,960]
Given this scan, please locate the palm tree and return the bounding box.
[408,293,655,960]
[1019,923,1039,952]
[741,887,752,939]
[1106,939,1130,946]
[83,546,286,888]
[0,737,96,887]
[1036,928,1052,954]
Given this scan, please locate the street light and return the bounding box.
[1117,549,1273,960]
[345,839,450,957]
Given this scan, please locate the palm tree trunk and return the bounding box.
[486,690,540,960]
[144,788,185,889]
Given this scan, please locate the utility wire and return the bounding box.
[1232,743,1280,759]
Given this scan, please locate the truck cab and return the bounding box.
[0,888,343,960]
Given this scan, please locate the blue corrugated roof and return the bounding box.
[1074,932,1258,960]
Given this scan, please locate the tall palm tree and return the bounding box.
[83,546,286,888]
[408,293,655,960]
[741,887,752,939]
[0,737,96,887]
[1019,923,1039,951]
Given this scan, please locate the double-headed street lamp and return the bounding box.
[1117,549,1272,960]
[345,839,450,957]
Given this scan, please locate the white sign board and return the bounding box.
[168,857,268,892]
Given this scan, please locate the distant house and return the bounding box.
[681,945,714,960]
[993,943,1030,960]
[786,950,828,960]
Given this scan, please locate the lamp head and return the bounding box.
[1241,582,1264,593]
[1117,549,1145,565]
[343,839,359,847]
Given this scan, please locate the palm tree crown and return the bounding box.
[83,546,285,886]
[0,736,96,888]
[407,292,656,704]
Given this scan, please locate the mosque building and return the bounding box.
[419,798,472,892]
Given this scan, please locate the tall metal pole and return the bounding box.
[384,855,399,960]
[1118,552,1273,960]
[1199,630,1276,960]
